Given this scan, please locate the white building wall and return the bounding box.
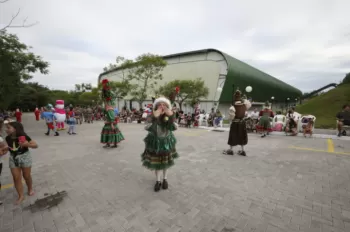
[99,51,228,112]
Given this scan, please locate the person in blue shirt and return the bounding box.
[41,107,59,136]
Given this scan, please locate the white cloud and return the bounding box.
[1,0,350,92]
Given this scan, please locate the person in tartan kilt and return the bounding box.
[100,79,125,148]
[141,95,179,192]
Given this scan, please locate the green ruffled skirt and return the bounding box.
[100,124,125,144]
[141,132,179,170]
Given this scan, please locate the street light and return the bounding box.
[245,86,252,93]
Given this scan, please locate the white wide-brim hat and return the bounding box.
[153,97,171,109]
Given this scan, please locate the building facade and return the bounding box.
[98,49,302,115]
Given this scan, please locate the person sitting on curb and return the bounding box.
[336,104,350,137]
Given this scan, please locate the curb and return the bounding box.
[131,121,350,141]
[196,126,350,141]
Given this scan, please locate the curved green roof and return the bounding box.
[217,51,302,103]
[98,48,302,103]
[162,49,302,103]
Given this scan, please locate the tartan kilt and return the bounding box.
[141,132,179,171]
[100,123,125,144]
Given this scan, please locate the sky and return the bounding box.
[1,0,350,93]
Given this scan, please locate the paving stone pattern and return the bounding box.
[0,114,350,232]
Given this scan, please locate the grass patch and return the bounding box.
[296,83,350,129]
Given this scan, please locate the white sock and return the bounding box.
[229,146,233,150]
[155,170,161,182]
[163,169,168,180]
[241,145,244,151]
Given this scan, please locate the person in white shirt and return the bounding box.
[285,107,299,135]
[249,108,260,120]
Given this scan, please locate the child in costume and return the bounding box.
[100,79,125,148]
[15,109,22,123]
[193,102,200,127]
[41,105,59,136]
[256,101,274,138]
[54,100,66,130]
[34,107,40,121]
[141,96,179,192]
[223,88,252,156]
[67,107,77,135]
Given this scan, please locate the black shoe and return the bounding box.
[162,179,168,189]
[261,134,266,138]
[103,144,110,148]
[238,150,246,156]
[68,132,72,135]
[45,133,49,136]
[338,132,342,137]
[72,133,77,135]
[111,144,117,148]
[154,181,161,192]
[54,132,59,136]
[223,149,234,155]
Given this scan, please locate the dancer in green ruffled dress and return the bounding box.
[141,96,179,192]
[100,79,125,148]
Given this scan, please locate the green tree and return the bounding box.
[103,56,133,73]
[50,90,75,106]
[342,73,350,84]
[9,82,51,111]
[157,78,209,110]
[78,91,99,106]
[97,81,131,105]
[75,83,92,92]
[126,53,167,107]
[0,31,49,109]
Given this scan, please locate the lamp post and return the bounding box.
[245,86,253,99]
[271,96,274,110]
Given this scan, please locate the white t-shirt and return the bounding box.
[249,111,260,119]
[287,112,301,121]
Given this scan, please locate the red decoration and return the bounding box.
[175,86,180,93]
[106,97,111,101]
[102,79,109,84]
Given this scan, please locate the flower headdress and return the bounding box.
[101,79,116,105]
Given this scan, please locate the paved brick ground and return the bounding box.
[1,114,350,232]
